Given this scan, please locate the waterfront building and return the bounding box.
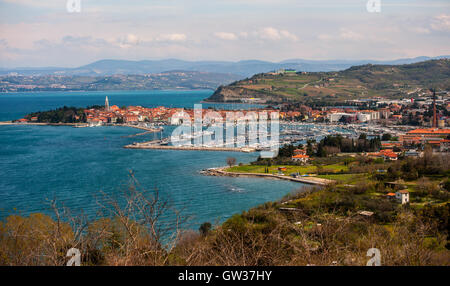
[125,115,138,123]
[357,113,372,122]
[291,154,310,163]
[327,112,353,122]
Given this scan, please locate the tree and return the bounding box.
[277,144,295,158]
[382,133,392,141]
[316,144,326,157]
[199,222,212,236]
[442,178,450,192]
[226,157,236,167]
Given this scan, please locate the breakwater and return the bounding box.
[123,143,256,152]
[201,167,334,186]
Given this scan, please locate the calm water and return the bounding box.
[0,90,301,229]
[0,90,263,122]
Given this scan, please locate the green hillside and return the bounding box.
[206,59,450,104]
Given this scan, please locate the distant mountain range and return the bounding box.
[0,71,242,92]
[1,56,449,77]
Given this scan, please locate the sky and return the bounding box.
[0,0,449,67]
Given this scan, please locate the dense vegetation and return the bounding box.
[315,134,381,156]
[23,106,89,123]
[255,134,381,165]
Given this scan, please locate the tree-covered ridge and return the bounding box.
[24,106,88,123]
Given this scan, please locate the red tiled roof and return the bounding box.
[292,154,309,159]
[407,128,450,135]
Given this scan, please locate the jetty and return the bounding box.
[124,143,256,152]
[121,124,161,132]
[201,167,334,186]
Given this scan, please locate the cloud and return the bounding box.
[339,28,364,40]
[239,32,249,38]
[114,33,187,48]
[411,27,431,34]
[430,14,450,31]
[117,34,140,48]
[317,28,365,42]
[317,34,333,41]
[213,32,238,40]
[256,27,298,41]
[0,0,57,8]
[279,30,299,41]
[156,33,187,42]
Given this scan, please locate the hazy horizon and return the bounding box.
[2,55,450,70]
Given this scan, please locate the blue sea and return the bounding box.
[0,90,302,229]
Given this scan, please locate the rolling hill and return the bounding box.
[205,59,450,104]
[0,71,242,92]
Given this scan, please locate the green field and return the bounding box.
[226,163,348,175]
[316,173,367,184]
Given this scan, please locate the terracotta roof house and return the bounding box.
[291,154,310,163]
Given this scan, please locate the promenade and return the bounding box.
[202,167,334,186]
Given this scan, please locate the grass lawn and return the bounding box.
[226,164,316,174]
[316,173,367,184]
[226,163,349,175]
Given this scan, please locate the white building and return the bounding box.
[357,113,372,122]
[357,111,380,122]
[170,111,190,125]
[395,190,410,204]
[327,113,353,122]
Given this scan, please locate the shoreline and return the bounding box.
[0,121,161,132]
[202,166,334,186]
[0,121,79,126]
[200,100,266,106]
[0,88,215,94]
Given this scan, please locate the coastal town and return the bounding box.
[2,0,450,269]
[10,87,450,154]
